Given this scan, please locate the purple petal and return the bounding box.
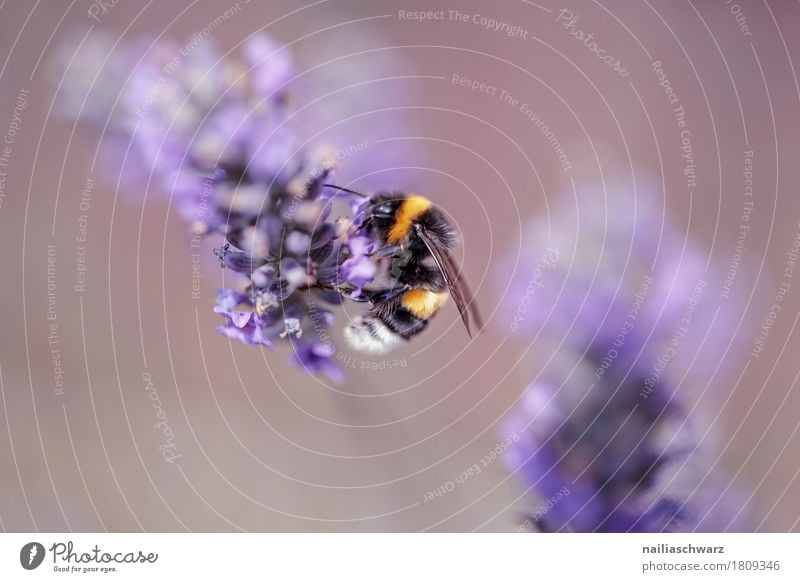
[230,311,252,328]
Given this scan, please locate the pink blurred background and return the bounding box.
[1,0,799,531]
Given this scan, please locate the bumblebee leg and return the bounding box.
[328,281,373,302]
[347,293,372,303]
[366,286,409,304]
[374,244,402,257]
[337,286,407,304]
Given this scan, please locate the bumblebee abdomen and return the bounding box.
[344,289,446,354]
[401,289,448,320]
[344,307,428,354]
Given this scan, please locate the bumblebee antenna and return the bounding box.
[323,183,368,198]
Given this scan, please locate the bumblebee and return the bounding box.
[326,185,482,354]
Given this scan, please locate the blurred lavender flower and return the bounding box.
[52,31,381,382]
[502,351,747,532]
[499,178,748,532]
[289,340,343,384]
[122,34,300,227]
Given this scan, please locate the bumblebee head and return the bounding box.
[363,195,408,241]
[368,195,405,222]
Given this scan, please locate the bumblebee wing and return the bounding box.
[441,247,484,333]
[414,223,483,338]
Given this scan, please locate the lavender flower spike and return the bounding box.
[54,31,383,381]
[205,151,378,383]
[502,351,748,532]
[499,178,748,532]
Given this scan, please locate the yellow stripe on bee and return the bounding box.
[387,195,432,244]
[402,289,449,319]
